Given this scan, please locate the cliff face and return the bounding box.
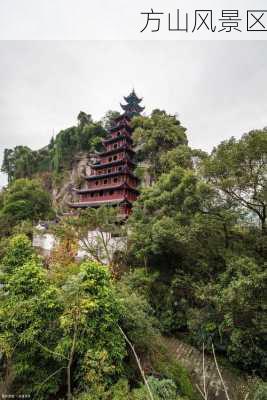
[51,152,94,210]
[50,154,153,211]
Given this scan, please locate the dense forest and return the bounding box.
[0,109,266,400]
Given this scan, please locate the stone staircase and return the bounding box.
[164,337,252,400]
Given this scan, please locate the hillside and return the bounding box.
[1,111,110,210]
[0,108,266,400]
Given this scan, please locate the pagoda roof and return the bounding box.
[120,90,145,117]
[110,122,132,133]
[103,134,133,144]
[114,114,131,122]
[85,169,138,181]
[120,103,145,115]
[90,158,135,170]
[73,182,139,194]
[69,198,132,209]
[123,89,143,104]
[97,145,134,157]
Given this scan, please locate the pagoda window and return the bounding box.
[95,181,99,185]
[113,155,117,161]
[108,168,111,173]
[104,179,107,184]
[114,178,118,183]
[108,157,112,162]
[114,143,117,149]
[117,131,121,136]
[118,166,122,171]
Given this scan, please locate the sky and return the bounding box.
[0,40,267,187]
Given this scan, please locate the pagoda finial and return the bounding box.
[120,89,145,117]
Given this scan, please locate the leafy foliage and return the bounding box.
[128,126,267,378]
[202,129,267,231]
[1,112,107,182]
[132,110,188,179]
[0,257,63,398]
[0,237,126,399]
[254,382,267,400]
[117,269,159,354]
[53,207,127,267]
[189,256,267,375]
[0,178,54,236]
[56,261,126,396]
[1,233,35,273]
[1,105,266,398]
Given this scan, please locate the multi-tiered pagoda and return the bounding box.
[70,90,144,216]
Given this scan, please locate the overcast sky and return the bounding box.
[0,40,267,187]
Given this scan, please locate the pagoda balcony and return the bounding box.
[85,169,138,181]
[97,146,134,158]
[69,197,132,211]
[103,134,133,145]
[78,190,138,204]
[90,158,136,170]
[74,182,139,195]
[102,139,133,152]
[110,123,132,133]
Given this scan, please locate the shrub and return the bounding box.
[254,382,267,400]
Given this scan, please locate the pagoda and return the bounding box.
[70,90,144,217]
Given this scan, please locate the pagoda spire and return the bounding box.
[120,89,145,117]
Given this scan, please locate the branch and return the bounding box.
[195,343,208,400]
[35,340,68,361]
[37,366,66,394]
[202,343,208,400]
[80,237,103,264]
[211,342,231,400]
[224,188,263,217]
[196,383,206,399]
[118,326,154,400]
[99,230,112,266]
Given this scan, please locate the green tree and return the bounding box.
[55,261,126,399]
[132,110,188,179]
[77,111,93,128]
[190,256,267,376]
[0,237,127,399]
[129,166,228,269]
[0,179,54,233]
[254,382,267,400]
[116,269,159,354]
[102,110,120,131]
[1,234,35,274]
[53,207,127,267]
[0,258,63,398]
[1,146,37,182]
[203,129,267,232]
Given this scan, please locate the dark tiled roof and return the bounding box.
[74,182,139,194]
[85,169,138,181]
[97,146,134,157]
[103,134,133,144]
[90,158,136,169]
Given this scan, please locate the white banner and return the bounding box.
[0,0,267,40]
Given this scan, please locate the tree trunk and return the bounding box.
[67,324,77,400]
[261,206,266,233]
